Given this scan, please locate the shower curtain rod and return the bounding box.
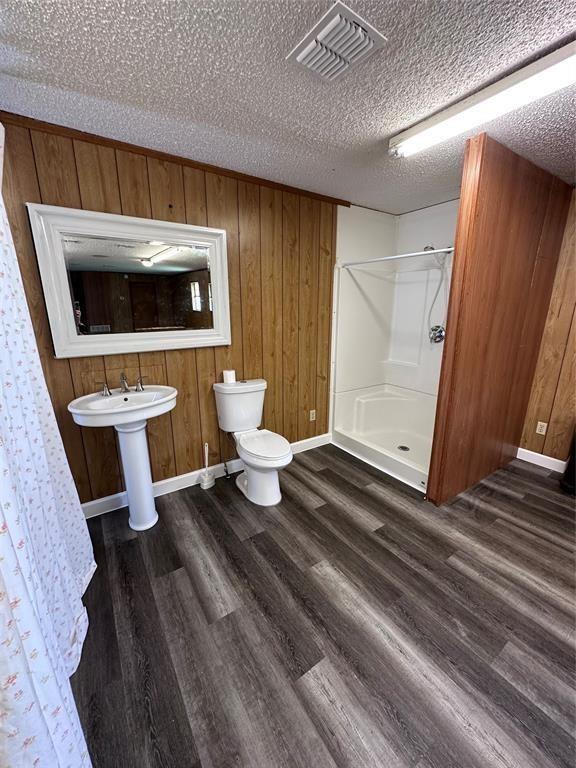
[340,246,454,269]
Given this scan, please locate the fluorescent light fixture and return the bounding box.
[140,245,181,268]
[389,41,576,157]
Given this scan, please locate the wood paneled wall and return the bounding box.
[427,134,572,505]
[521,190,575,460]
[2,116,338,503]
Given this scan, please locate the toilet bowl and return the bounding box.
[213,379,293,506]
[234,428,292,506]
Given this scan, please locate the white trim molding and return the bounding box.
[82,433,331,518]
[291,433,332,454]
[26,203,231,357]
[516,447,568,474]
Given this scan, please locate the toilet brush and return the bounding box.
[200,442,215,490]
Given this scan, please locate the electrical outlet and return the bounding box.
[309,409,316,422]
[536,421,548,436]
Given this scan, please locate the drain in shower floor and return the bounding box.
[397,445,410,451]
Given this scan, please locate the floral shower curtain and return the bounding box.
[0,124,95,766]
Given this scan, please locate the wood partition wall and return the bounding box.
[2,113,343,503]
[428,133,572,505]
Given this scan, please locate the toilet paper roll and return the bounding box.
[223,370,236,384]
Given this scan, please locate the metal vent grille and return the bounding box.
[287,1,386,81]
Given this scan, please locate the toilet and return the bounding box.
[213,379,292,506]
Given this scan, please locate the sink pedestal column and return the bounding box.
[115,420,158,531]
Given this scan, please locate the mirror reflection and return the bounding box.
[63,234,213,334]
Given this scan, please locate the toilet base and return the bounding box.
[236,468,282,506]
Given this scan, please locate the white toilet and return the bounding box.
[213,379,292,506]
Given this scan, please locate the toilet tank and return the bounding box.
[213,379,267,432]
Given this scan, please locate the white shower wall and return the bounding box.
[334,205,397,392]
[332,200,459,489]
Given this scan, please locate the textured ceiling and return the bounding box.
[0,0,574,214]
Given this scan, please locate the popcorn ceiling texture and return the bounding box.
[0,0,574,213]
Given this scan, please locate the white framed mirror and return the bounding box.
[26,204,231,358]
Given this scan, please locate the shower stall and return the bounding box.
[331,206,456,492]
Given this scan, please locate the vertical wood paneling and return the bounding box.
[260,186,283,433]
[206,173,243,376]
[3,125,91,501]
[148,159,204,475]
[4,117,339,502]
[521,191,575,458]
[316,202,335,435]
[282,192,300,443]
[184,166,221,466]
[147,158,186,223]
[238,182,262,380]
[137,351,177,481]
[504,177,573,464]
[206,173,243,460]
[183,166,208,225]
[165,349,203,474]
[116,150,152,217]
[31,131,113,500]
[73,140,122,213]
[428,134,571,505]
[544,308,575,459]
[69,357,122,497]
[298,197,320,438]
[71,139,127,495]
[144,158,186,479]
[30,130,82,207]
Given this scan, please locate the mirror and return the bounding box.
[64,235,213,334]
[27,204,231,357]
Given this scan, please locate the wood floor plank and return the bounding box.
[386,595,575,768]
[74,446,575,768]
[287,463,384,530]
[152,567,254,768]
[162,491,244,624]
[295,656,407,768]
[210,607,337,768]
[492,641,576,737]
[106,537,199,767]
[185,488,326,681]
[310,560,561,768]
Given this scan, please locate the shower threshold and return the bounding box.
[332,428,430,493]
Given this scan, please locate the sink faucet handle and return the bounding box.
[95,380,112,397]
[135,375,147,392]
[120,372,130,392]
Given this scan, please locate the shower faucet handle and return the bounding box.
[429,325,446,344]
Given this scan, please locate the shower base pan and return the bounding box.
[332,428,430,493]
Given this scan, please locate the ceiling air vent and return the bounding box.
[286,1,386,81]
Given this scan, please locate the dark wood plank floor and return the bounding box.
[72,445,576,768]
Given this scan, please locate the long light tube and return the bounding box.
[389,42,576,157]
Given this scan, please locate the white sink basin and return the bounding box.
[68,385,177,428]
[68,384,178,532]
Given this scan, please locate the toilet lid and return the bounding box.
[237,429,291,459]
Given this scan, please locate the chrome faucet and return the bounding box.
[96,380,112,397]
[120,372,130,393]
[135,375,146,392]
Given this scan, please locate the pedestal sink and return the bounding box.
[68,385,177,531]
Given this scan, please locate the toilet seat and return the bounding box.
[236,429,291,460]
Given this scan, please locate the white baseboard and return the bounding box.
[291,433,331,453]
[82,433,331,519]
[516,447,568,473]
